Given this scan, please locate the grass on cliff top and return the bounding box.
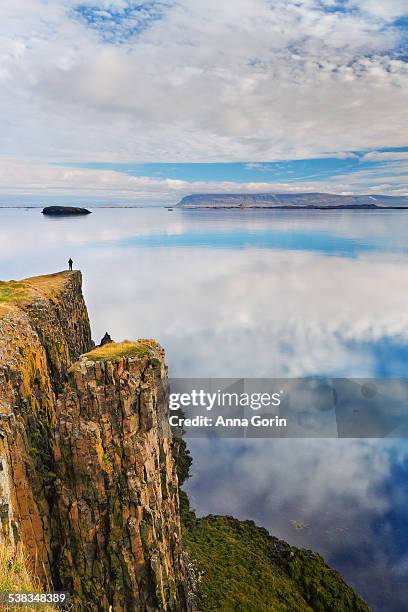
[0,544,58,611]
[23,271,77,292]
[85,340,152,362]
[0,271,78,305]
[0,281,30,304]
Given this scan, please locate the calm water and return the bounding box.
[1,207,408,611]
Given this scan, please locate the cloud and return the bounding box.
[244,163,269,171]
[1,157,408,203]
[348,0,408,20]
[327,151,360,159]
[362,151,408,162]
[1,157,407,203]
[0,0,407,164]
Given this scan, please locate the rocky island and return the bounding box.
[42,206,91,216]
[178,192,408,209]
[0,271,370,610]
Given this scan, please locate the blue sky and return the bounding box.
[0,1,407,203]
[73,147,408,187]
[72,2,173,43]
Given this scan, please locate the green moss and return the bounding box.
[101,453,113,474]
[177,445,369,612]
[174,438,193,486]
[85,341,151,362]
[0,280,30,303]
[182,511,370,612]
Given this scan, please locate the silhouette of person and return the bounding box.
[68,258,73,271]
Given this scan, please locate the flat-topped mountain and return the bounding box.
[42,205,91,216]
[178,192,408,209]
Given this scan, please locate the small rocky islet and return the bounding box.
[42,205,91,216]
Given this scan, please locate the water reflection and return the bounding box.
[1,207,407,610]
[186,438,408,612]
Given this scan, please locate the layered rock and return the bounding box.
[0,272,188,611]
[0,272,93,580]
[54,343,187,610]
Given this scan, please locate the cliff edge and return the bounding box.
[0,271,369,611]
[0,272,188,611]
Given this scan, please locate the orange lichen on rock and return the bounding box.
[0,271,188,611]
[0,272,93,582]
[54,347,187,610]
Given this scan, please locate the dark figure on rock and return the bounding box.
[99,332,113,346]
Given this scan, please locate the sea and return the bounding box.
[1,206,408,611]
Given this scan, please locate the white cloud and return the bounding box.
[362,151,408,162]
[327,151,360,159]
[0,0,407,164]
[0,158,407,203]
[349,0,408,20]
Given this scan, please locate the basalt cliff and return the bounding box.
[0,271,370,611]
[0,271,187,610]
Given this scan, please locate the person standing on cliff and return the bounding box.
[68,258,73,271]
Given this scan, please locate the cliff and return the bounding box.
[177,192,408,209]
[0,272,93,581]
[54,342,187,609]
[0,272,188,610]
[0,271,370,611]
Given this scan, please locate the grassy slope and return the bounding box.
[176,441,370,612]
[0,271,75,305]
[0,545,57,612]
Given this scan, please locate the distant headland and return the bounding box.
[177,192,408,209]
[42,205,91,216]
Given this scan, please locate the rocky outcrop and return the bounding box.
[42,206,91,216]
[53,344,187,610]
[0,272,188,610]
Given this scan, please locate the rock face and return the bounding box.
[42,206,91,216]
[0,272,93,580]
[54,345,187,610]
[0,272,188,611]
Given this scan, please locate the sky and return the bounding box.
[0,0,408,204]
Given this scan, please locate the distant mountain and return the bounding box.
[177,192,408,209]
